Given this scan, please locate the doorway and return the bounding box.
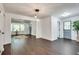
[11,19,32,36]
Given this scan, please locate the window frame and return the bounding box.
[11,23,25,32]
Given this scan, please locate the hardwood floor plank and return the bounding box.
[2,35,79,55]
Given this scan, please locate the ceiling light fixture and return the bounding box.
[61,12,70,17]
[34,9,39,18]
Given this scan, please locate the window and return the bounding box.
[11,23,25,32]
[64,21,71,30]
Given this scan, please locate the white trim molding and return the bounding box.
[0,45,4,55]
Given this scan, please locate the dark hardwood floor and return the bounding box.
[2,35,79,55]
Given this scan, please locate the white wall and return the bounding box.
[61,15,79,40]
[40,16,60,41]
[51,16,60,40]
[60,20,64,38]
[40,17,52,40]
[31,21,36,36]
[4,13,11,44]
[0,4,5,51]
[36,19,42,38]
[24,23,30,34]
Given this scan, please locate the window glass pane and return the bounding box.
[64,22,71,30]
[20,24,24,31]
[11,23,25,32]
[14,24,20,31]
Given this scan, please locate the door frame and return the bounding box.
[57,21,60,38]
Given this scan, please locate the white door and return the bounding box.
[63,21,71,39]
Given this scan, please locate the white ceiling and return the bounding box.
[3,3,79,19]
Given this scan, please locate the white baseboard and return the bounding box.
[3,41,11,45]
[36,37,57,41]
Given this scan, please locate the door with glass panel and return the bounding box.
[63,21,71,39]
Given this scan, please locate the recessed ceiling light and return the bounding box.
[61,12,70,17]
